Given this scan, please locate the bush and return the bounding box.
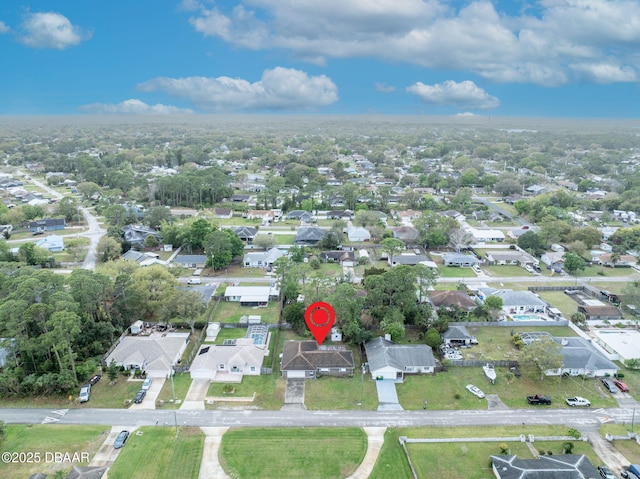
[454,393,461,400]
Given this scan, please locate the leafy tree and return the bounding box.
[364,266,417,321]
[252,234,277,250]
[380,308,405,340]
[521,337,563,380]
[57,197,80,222]
[18,243,50,266]
[381,238,405,264]
[76,181,101,198]
[353,210,382,228]
[189,218,215,251]
[517,231,546,256]
[448,228,473,253]
[283,302,306,334]
[97,236,122,262]
[143,234,159,248]
[0,419,5,444]
[145,206,172,230]
[107,359,119,382]
[563,252,586,277]
[424,328,441,349]
[317,230,343,250]
[129,265,178,320]
[289,245,306,263]
[570,312,586,328]
[415,264,437,304]
[484,296,503,319]
[103,204,129,227]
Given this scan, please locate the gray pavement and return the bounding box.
[199,427,230,479]
[282,378,306,410]
[181,379,209,410]
[375,380,403,411]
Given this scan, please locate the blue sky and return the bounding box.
[1,0,639,117]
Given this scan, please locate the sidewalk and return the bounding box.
[199,427,230,479]
[347,427,386,479]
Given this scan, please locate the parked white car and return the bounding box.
[466,384,485,399]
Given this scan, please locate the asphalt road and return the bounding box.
[1,406,637,429]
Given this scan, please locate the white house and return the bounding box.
[189,338,267,382]
[243,247,286,268]
[489,290,548,316]
[224,285,280,305]
[468,228,505,243]
[35,235,65,252]
[365,336,435,380]
[105,333,189,378]
[346,226,371,242]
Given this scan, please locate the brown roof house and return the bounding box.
[577,304,623,322]
[429,290,477,312]
[280,341,354,379]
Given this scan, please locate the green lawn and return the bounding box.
[275,234,296,245]
[371,425,598,479]
[83,375,143,408]
[206,374,285,409]
[108,427,204,479]
[305,375,378,410]
[484,265,532,276]
[156,373,193,409]
[212,300,280,324]
[209,327,247,344]
[601,424,640,464]
[220,428,367,479]
[1,425,108,478]
[437,267,476,278]
[537,291,579,318]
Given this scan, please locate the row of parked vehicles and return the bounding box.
[79,375,153,404]
[601,377,630,393]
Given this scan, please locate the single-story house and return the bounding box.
[174,254,207,268]
[319,251,356,265]
[29,218,65,233]
[35,234,64,252]
[231,194,252,203]
[189,338,267,382]
[392,226,419,242]
[121,250,165,266]
[245,209,274,222]
[430,291,477,313]
[294,227,326,246]
[468,227,505,243]
[485,250,537,266]
[442,325,475,346]
[214,207,233,219]
[577,305,623,322]
[231,226,258,243]
[365,336,435,380]
[541,251,565,270]
[390,254,429,267]
[489,290,548,315]
[347,226,371,242]
[442,253,481,267]
[224,285,280,305]
[243,247,286,268]
[326,210,353,220]
[551,336,619,377]
[123,225,161,246]
[597,253,638,268]
[104,333,189,378]
[491,454,599,479]
[286,210,313,222]
[280,340,354,379]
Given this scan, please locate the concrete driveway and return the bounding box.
[90,425,137,467]
[129,378,165,410]
[282,379,306,410]
[375,380,403,411]
[199,427,231,479]
[181,379,209,410]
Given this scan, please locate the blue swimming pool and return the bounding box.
[512,314,543,321]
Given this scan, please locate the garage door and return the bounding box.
[286,370,306,379]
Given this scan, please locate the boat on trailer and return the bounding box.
[483,363,496,384]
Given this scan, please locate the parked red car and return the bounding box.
[614,379,630,392]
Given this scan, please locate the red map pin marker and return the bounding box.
[304,301,336,346]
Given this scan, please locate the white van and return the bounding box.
[142,377,153,391]
[187,278,201,285]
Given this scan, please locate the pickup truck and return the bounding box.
[565,396,591,407]
[527,394,552,405]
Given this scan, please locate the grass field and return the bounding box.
[304,375,378,410]
[370,425,600,479]
[212,301,280,324]
[537,291,579,318]
[108,427,204,479]
[219,428,367,479]
[206,374,285,409]
[483,265,532,276]
[1,424,108,478]
[437,267,476,278]
[156,373,192,409]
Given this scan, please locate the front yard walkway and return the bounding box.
[181,379,209,410]
[199,427,230,479]
[347,427,386,479]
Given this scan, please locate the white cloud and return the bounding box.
[137,67,338,111]
[0,21,10,34]
[186,0,640,86]
[406,80,500,110]
[79,99,194,115]
[18,12,89,49]
[374,83,396,93]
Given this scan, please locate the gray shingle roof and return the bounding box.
[554,337,619,372]
[365,337,435,371]
[442,325,472,341]
[492,290,547,307]
[491,454,599,479]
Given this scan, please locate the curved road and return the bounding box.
[20,173,106,270]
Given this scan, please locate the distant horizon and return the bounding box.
[2,1,640,118]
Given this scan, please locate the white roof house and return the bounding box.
[243,247,286,268]
[105,333,189,378]
[224,285,280,304]
[365,336,435,380]
[189,338,267,382]
[469,228,505,242]
[490,290,548,315]
[347,226,371,242]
